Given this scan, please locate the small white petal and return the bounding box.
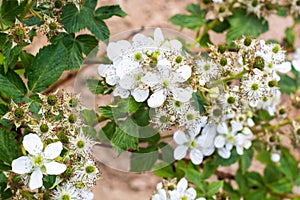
[147,90,166,108]
[44,141,63,160]
[190,149,203,165]
[185,188,197,199]
[154,28,164,46]
[132,33,153,48]
[29,168,43,190]
[247,118,255,127]
[176,65,191,82]
[107,40,131,61]
[271,153,280,162]
[141,72,160,87]
[173,130,189,145]
[174,146,188,160]
[132,88,149,102]
[172,87,193,102]
[231,123,243,133]
[45,162,67,175]
[170,39,182,51]
[119,75,136,90]
[217,123,228,134]
[236,146,244,155]
[292,60,300,71]
[12,156,32,174]
[214,136,225,148]
[218,148,231,159]
[177,178,188,191]
[274,62,291,73]
[23,134,43,156]
[202,147,215,156]
[157,59,171,69]
[113,86,130,98]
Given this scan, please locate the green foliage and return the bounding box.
[279,73,299,94]
[130,147,159,172]
[27,42,67,92]
[226,9,268,47]
[111,128,138,154]
[0,128,20,164]
[86,78,112,95]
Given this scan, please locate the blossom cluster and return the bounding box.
[3,92,99,199]
[99,28,290,165]
[151,178,206,200]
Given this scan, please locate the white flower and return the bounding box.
[195,59,219,86]
[52,182,79,200]
[235,127,253,155]
[152,182,167,200]
[142,59,192,108]
[292,48,300,71]
[271,152,281,162]
[173,119,212,165]
[72,159,99,188]
[12,134,66,190]
[79,190,94,200]
[169,178,197,200]
[214,123,243,159]
[70,132,97,156]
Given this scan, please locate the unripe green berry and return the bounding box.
[251,0,258,7]
[279,108,286,115]
[68,114,77,124]
[251,83,259,91]
[54,0,63,8]
[272,45,280,54]
[203,0,211,4]
[297,0,300,6]
[213,108,222,117]
[244,37,252,46]
[47,95,57,106]
[218,44,226,54]
[220,57,227,66]
[14,108,24,118]
[268,80,277,87]
[297,129,300,135]
[49,22,57,30]
[69,98,78,107]
[269,135,276,142]
[253,56,264,70]
[219,6,226,13]
[15,28,25,36]
[175,56,183,64]
[40,124,49,133]
[134,52,142,61]
[227,96,235,104]
[265,3,273,10]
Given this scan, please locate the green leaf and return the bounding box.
[0,104,8,117]
[279,74,297,94]
[43,175,56,189]
[99,106,114,120]
[27,42,67,92]
[0,129,20,164]
[264,164,282,183]
[279,148,298,181]
[56,33,98,70]
[158,142,174,164]
[111,128,138,153]
[235,169,248,195]
[186,168,206,192]
[95,5,127,19]
[267,179,293,194]
[0,67,27,102]
[139,127,160,145]
[169,14,205,30]
[256,149,272,165]
[245,189,267,200]
[199,33,212,47]
[80,109,98,126]
[86,79,106,94]
[61,1,110,42]
[3,42,22,73]
[99,121,116,141]
[284,27,295,48]
[154,163,175,178]
[257,109,274,121]
[186,3,205,15]
[207,181,223,196]
[130,147,159,172]
[132,107,150,126]
[246,172,264,188]
[226,8,268,46]
[19,51,34,78]
[201,159,217,180]
[0,0,26,27]
[239,148,253,174]
[212,19,230,33]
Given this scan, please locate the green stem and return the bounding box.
[209,69,248,87]
[192,19,218,47]
[19,0,35,21]
[161,134,173,139]
[29,8,43,20]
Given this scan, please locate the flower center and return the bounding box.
[220,57,227,66]
[175,56,183,64]
[186,113,195,121]
[190,140,197,148]
[244,37,252,46]
[213,108,222,117]
[33,155,44,167]
[204,64,210,71]
[134,52,142,61]
[14,108,24,118]
[40,124,49,133]
[253,56,264,70]
[69,98,78,107]
[49,22,57,30]
[61,194,71,200]
[68,114,77,124]
[251,83,259,91]
[272,45,280,54]
[47,95,57,106]
[85,165,96,174]
[182,196,188,200]
[174,101,182,108]
[268,80,277,87]
[227,96,235,105]
[262,97,268,102]
[162,80,169,88]
[77,140,85,149]
[159,116,168,123]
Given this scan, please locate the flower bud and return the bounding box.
[14,108,24,118]
[47,95,57,106]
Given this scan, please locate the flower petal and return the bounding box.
[214,135,225,148]
[292,59,300,72]
[185,188,197,199]
[174,146,188,160]
[44,141,63,160]
[23,134,43,156]
[45,161,67,175]
[29,168,43,190]
[218,147,231,159]
[177,178,188,191]
[172,87,193,102]
[132,88,149,102]
[231,123,243,133]
[217,123,228,134]
[147,90,166,108]
[113,86,130,98]
[175,65,191,82]
[154,28,164,46]
[173,130,189,145]
[274,62,291,73]
[12,156,32,174]
[141,72,160,87]
[190,149,203,165]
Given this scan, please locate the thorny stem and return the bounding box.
[30,8,43,20]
